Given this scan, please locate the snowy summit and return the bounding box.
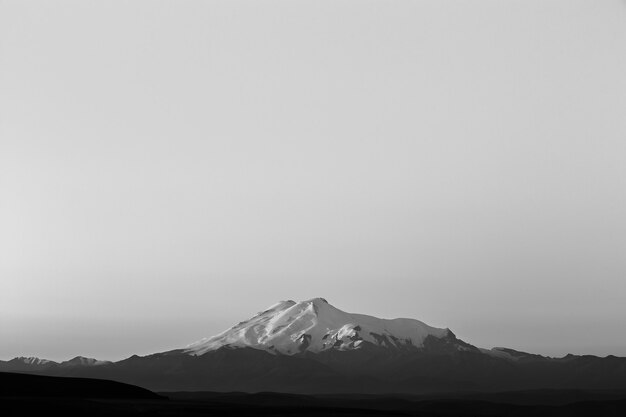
[185,298,451,356]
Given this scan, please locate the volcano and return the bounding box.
[185,297,467,355]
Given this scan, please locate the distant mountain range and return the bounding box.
[3,298,626,393]
[0,356,111,372]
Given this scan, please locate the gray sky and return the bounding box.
[1,0,625,362]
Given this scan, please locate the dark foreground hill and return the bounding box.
[0,372,163,399]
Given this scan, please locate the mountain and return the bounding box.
[0,357,58,372]
[4,298,626,394]
[59,356,111,367]
[0,356,110,372]
[185,298,471,355]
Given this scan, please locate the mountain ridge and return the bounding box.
[3,297,626,394]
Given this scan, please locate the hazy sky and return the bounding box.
[1,0,625,361]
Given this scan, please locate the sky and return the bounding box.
[1,0,625,362]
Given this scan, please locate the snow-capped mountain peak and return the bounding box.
[12,356,54,366]
[185,298,452,356]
